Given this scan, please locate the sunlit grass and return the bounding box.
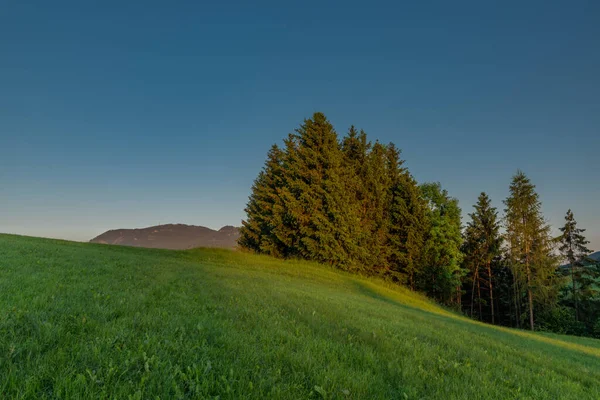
[1,234,599,399]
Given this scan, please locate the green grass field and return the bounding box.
[1,234,599,399]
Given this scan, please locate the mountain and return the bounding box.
[90,224,240,250]
[559,251,600,269]
[589,251,600,262]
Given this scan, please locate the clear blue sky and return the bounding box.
[1,1,599,250]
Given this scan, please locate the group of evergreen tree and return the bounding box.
[555,210,599,335]
[239,113,460,302]
[462,173,560,331]
[461,175,599,336]
[240,112,600,337]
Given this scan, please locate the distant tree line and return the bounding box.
[239,112,600,337]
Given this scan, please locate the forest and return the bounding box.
[239,112,600,338]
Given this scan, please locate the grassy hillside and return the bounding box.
[1,234,599,399]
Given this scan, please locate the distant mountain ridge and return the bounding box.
[559,251,600,269]
[90,224,240,250]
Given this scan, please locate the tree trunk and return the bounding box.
[477,270,483,320]
[507,286,513,328]
[526,261,534,331]
[571,261,579,321]
[487,261,495,325]
[470,268,477,318]
[513,274,520,329]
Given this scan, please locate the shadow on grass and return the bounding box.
[351,279,600,359]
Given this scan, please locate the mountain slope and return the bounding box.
[1,234,599,399]
[560,251,600,269]
[90,223,240,249]
[589,251,600,262]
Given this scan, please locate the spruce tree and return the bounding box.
[574,260,600,335]
[283,112,362,268]
[362,141,393,272]
[558,209,592,321]
[239,144,286,256]
[341,127,375,269]
[387,144,429,288]
[462,192,502,323]
[503,170,558,331]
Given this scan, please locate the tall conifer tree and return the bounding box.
[341,127,375,268]
[363,141,393,271]
[387,144,429,288]
[503,171,558,331]
[462,192,502,323]
[283,112,362,268]
[239,144,286,256]
[558,209,592,321]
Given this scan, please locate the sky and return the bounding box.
[1,1,599,250]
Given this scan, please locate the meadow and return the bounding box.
[1,234,599,399]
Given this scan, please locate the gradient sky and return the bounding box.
[1,1,599,250]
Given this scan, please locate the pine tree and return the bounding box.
[558,209,592,321]
[419,182,464,304]
[575,260,600,335]
[239,144,286,256]
[341,127,376,269]
[503,171,559,331]
[492,259,518,327]
[266,134,303,258]
[362,140,393,272]
[283,112,362,268]
[462,192,502,323]
[387,144,429,288]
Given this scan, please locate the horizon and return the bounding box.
[2,1,599,250]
